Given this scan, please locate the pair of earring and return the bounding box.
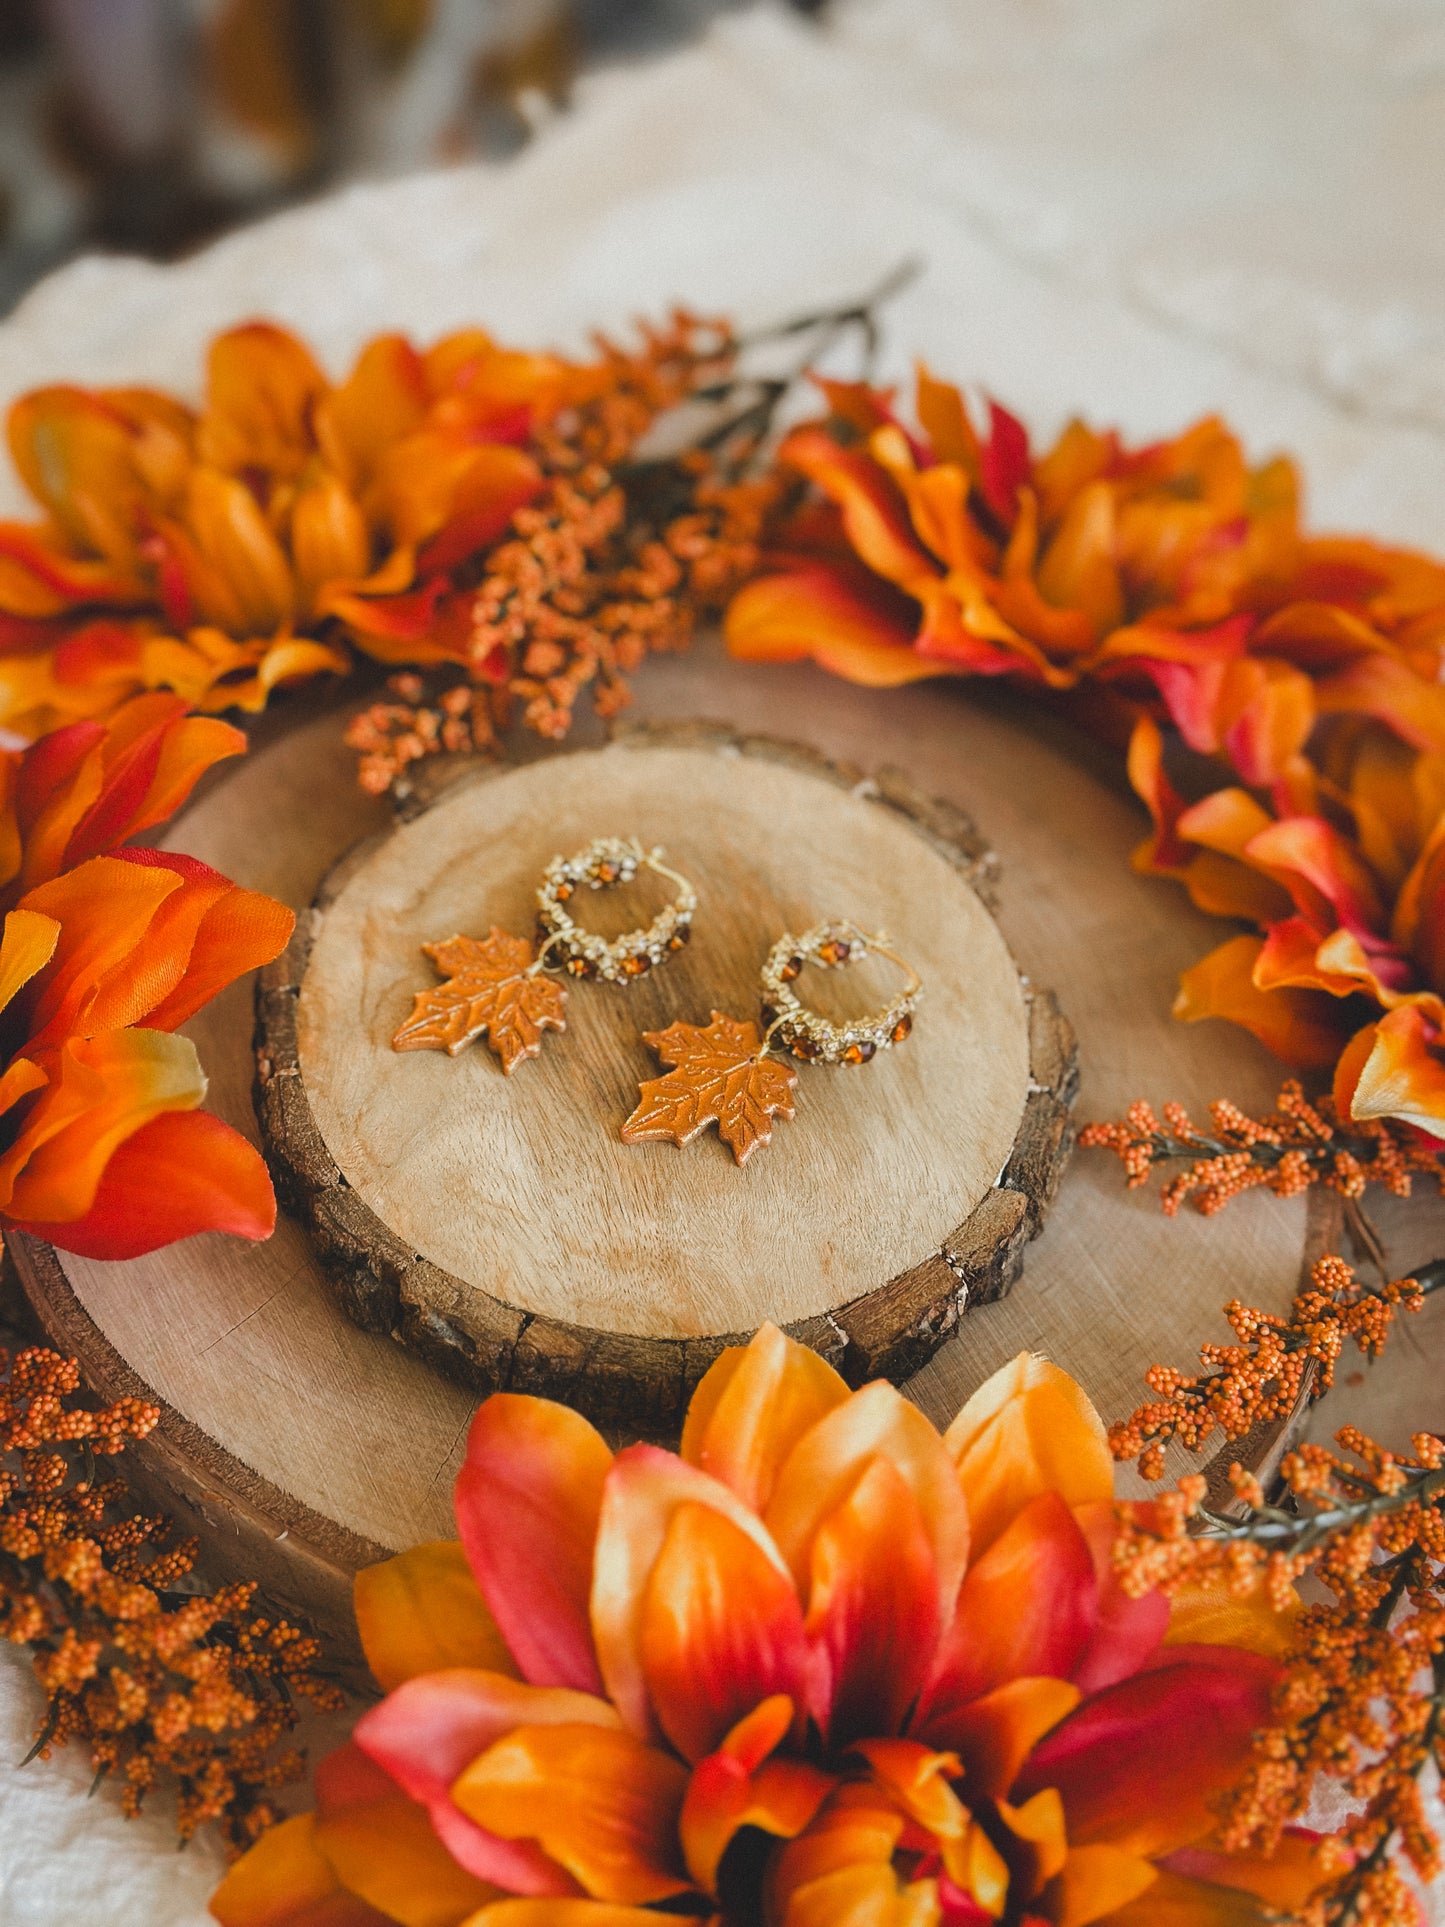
[392,835,922,1165]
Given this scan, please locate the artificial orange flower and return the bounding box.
[0,692,292,1256]
[1132,713,1445,1138]
[212,1327,1325,1927]
[0,321,580,733]
[725,374,1445,788]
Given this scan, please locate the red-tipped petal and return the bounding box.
[20,1108,276,1257]
[805,1455,942,1746]
[1014,1652,1278,1857]
[455,1395,612,1693]
[640,1499,807,1763]
[592,1444,791,1742]
[917,1493,1098,1728]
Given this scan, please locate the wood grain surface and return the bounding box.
[12,647,1320,1649]
[256,726,1070,1425]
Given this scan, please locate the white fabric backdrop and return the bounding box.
[3,1,1445,1917]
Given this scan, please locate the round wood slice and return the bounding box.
[9,649,1330,1669]
[255,724,1071,1431]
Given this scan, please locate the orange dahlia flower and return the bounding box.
[725,375,1445,788]
[212,1327,1323,1927]
[0,321,576,734]
[0,692,292,1255]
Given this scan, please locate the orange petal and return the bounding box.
[210,1812,393,1927]
[914,367,980,476]
[451,1723,691,1906]
[180,468,297,634]
[767,1379,970,1629]
[0,1027,205,1223]
[1314,650,1445,755]
[17,851,182,1047]
[592,1443,791,1741]
[1044,1845,1157,1927]
[774,1862,936,1927]
[920,1675,1080,1799]
[780,425,941,593]
[356,1541,520,1693]
[916,1493,1097,1730]
[1172,935,1347,1070]
[455,1394,612,1694]
[804,1455,942,1745]
[1243,815,1385,938]
[1345,1002,1445,1137]
[1165,1830,1329,1911]
[1082,1867,1280,1925]
[315,334,429,490]
[292,473,372,612]
[680,1698,834,1894]
[110,849,294,1033]
[681,1322,850,1513]
[198,322,327,479]
[1015,1651,1278,1857]
[24,1107,277,1257]
[943,1354,1113,1560]
[724,565,938,687]
[639,1498,806,1763]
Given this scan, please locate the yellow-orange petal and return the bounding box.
[1045,1845,1158,1927]
[639,1498,806,1764]
[681,1322,850,1514]
[314,1791,500,1927]
[943,1353,1112,1560]
[0,908,60,1016]
[460,1907,687,1926]
[315,334,429,490]
[1164,1579,1298,1660]
[767,1378,969,1625]
[778,1863,938,1927]
[1172,934,1347,1071]
[1345,1002,1445,1137]
[356,1541,520,1693]
[209,1813,391,1926]
[920,1674,1080,1798]
[1085,1867,1279,1925]
[451,1723,690,1906]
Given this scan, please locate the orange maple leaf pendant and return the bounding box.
[392,926,567,1074]
[622,1011,798,1165]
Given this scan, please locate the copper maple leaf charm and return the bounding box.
[392,927,567,1074]
[622,1011,798,1164]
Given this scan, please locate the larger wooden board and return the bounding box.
[12,650,1320,1661]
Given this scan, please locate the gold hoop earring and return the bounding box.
[392,836,696,1074]
[621,918,921,1164]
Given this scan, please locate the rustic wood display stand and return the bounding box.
[255,723,1074,1431]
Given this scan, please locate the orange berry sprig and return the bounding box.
[1112,1433,1445,1926]
[1108,1253,1434,1481]
[1079,1081,1444,1216]
[0,1344,343,1855]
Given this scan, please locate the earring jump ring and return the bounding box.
[536,836,697,983]
[759,919,922,1066]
